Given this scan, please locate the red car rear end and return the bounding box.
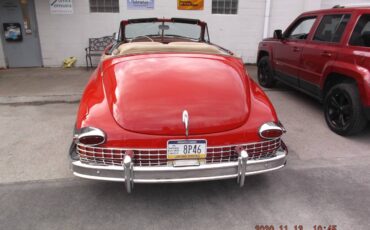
[70,18,288,193]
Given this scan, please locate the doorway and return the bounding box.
[0,0,42,67]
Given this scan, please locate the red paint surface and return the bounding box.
[258,7,370,106]
[103,54,248,135]
[76,53,278,148]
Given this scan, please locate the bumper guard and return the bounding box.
[72,148,287,193]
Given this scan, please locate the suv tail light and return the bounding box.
[74,127,106,146]
[259,122,285,139]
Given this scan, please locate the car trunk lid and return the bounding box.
[102,54,249,136]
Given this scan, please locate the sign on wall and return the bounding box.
[3,23,22,42]
[49,0,73,14]
[127,0,154,10]
[178,0,204,10]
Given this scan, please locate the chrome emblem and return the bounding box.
[182,110,189,136]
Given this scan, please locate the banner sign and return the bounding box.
[178,0,204,10]
[127,0,154,10]
[49,0,73,14]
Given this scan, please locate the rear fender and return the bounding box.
[321,61,370,106]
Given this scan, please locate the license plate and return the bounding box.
[167,139,207,160]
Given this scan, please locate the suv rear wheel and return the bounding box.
[257,56,276,88]
[324,83,368,135]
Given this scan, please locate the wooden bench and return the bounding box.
[85,36,113,68]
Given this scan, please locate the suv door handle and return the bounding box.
[293,47,301,52]
[321,51,332,57]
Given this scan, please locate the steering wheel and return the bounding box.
[130,36,154,43]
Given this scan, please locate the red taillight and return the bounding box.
[75,127,106,146]
[259,122,285,139]
[78,135,105,145]
[260,129,283,139]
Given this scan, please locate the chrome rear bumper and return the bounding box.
[71,149,287,193]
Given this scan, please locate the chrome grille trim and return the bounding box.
[77,138,281,167]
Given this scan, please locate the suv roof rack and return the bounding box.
[333,3,370,8]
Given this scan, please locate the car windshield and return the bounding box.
[125,22,202,40]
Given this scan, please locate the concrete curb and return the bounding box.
[0,94,82,105]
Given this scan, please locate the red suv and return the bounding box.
[257,6,370,135]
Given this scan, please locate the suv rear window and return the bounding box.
[349,14,370,47]
[313,14,351,43]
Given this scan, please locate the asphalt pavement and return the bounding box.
[0,66,369,230]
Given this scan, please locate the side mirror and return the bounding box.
[273,30,283,40]
[112,32,119,41]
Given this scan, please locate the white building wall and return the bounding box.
[321,0,370,9]
[34,0,266,66]
[268,0,306,38]
[268,0,322,38]
[1,0,368,68]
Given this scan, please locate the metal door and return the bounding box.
[0,0,42,67]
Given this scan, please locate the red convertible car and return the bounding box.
[69,18,288,193]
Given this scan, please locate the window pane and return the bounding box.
[90,0,119,13]
[313,14,351,43]
[212,0,238,15]
[90,0,97,7]
[225,1,231,9]
[288,17,316,40]
[125,22,201,40]
[212,0,218,13]
[219,1,225,13]
[231,0,237,8]
[349,14,370,47]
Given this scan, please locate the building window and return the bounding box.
[212,0,238,14]
[89,0,119,13]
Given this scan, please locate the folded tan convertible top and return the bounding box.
[102,42,230,60]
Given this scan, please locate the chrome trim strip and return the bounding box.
[73,172,125,182]
[277,120,287,133]
[77,138,281,151]
[73,152,286,171]
[72,149,287,192]
[73,164,286,183]
[135,165,286,183]
[77,138,282,167]
[182,110,189,136]
[134,162,236,172]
